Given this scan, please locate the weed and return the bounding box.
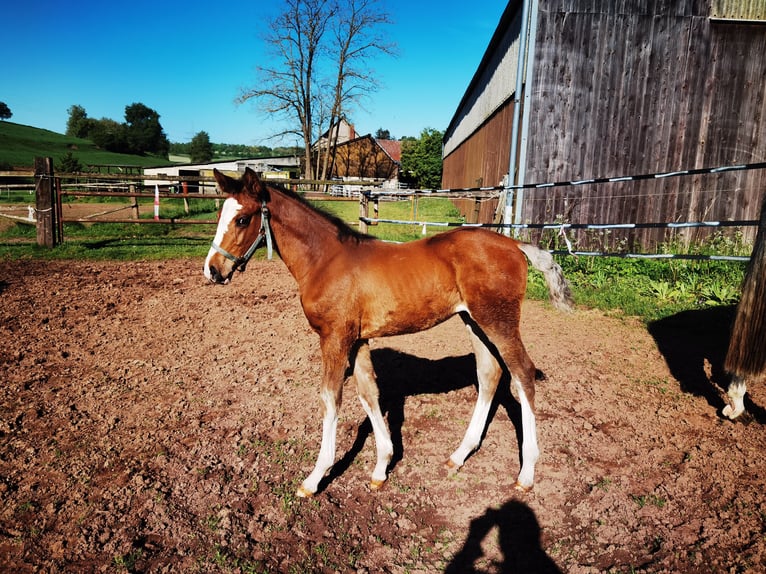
[592,477,612,492]
[113,549,142,571]
[203,513,221,532]
[631,493,666,509]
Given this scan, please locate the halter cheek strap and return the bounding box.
[211,203,273,273]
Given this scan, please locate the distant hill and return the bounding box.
[0,121,175,170]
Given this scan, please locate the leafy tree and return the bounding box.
[239,0,394,181]
[189,131,214,163]
[399,127,444,190]
[374,128,392,140]
[66,105,91,137]
[124,103,169,157]
[0,102,11,120]
[89,118,129,153]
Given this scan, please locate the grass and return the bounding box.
[0,121,173,170]
[525,240,747,322]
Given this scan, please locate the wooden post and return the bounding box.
[34,157,56,248]
[129,185,140,219]
[359,192,369,234]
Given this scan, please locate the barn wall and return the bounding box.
[442,101,516,190]
[521,0,766,248]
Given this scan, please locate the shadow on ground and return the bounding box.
[648,305,766,422]
[445,499,563,574]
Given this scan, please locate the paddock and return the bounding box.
[0,257,763,572]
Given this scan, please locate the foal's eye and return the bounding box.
[236,215,252,227]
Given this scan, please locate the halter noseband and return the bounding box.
[211,202,273,272]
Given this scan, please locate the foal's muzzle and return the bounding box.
[206,264,233,285]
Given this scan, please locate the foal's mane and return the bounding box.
[264,180,375,244]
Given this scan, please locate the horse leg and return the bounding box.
[723,375,747,419]
[511,366,539,491]
[459,310,539,491]
[353,341,394,490]
[448,320,503,469]
[297,335,350,498]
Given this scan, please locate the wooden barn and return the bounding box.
[442,0,766,250]
[331,134,401,183]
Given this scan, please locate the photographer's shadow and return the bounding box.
[446,499,562,574]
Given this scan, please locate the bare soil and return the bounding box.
[0,257,764,573]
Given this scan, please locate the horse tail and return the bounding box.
[518,243,574,312]
[724,193,766,378]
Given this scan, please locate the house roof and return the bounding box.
[376,139,402,163]
[335,134,402,164]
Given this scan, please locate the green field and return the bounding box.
[0,121,173,169]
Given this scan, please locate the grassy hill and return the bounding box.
[0,121,174,170]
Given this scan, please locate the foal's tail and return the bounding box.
[519,243,574,312]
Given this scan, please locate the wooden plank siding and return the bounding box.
[443,0,766,250]
[522,2,766,249]
[440,100,515,190]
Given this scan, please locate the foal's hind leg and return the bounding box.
[460,310,539,491]
[448,322,502,469]
[354,341,394,490]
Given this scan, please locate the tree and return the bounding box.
[66,105,91,137]
[399,127,444,190]
[189,131,214,163]
[59,151,83,173]
[89,118,129,153]
[0,102,11,121]
[374,128,391,140]
[238,0,394,181]
[124,103,169,158]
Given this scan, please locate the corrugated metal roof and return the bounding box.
[443,1,523,158]
[711,0,766,20]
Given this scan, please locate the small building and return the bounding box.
[443,0,766,249]
[143,156,300,193]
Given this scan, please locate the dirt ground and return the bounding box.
[0,256,764,573]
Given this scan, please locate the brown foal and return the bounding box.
[204,168,573,497]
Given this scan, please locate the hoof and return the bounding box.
[370,478,386,491]
[445,458,461,470]
[513,481,533,493]
[296,485,315,498]
[722,404,744,419]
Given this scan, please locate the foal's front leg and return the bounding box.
[297,336,350,498]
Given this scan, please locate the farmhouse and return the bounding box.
[443,0,766,249]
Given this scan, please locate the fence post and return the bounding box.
[34,157,57,248]
[182,181,190,214]
[359,192,369,234]
[129,185,140,219]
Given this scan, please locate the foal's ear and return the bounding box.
[213,169,243,195]
[242,167,267,199]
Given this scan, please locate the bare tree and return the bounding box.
[238,0,394,182]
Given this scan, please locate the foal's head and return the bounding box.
[204,168,270,284]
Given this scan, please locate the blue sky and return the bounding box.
[3,0,508,146]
